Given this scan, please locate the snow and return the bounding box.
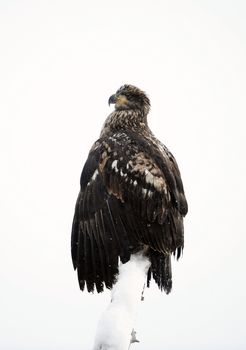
[93,253,150,350]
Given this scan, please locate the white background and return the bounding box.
[1,0,246,349]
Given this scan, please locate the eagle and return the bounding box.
[71,84,188,295]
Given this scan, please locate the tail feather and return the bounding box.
[147,250,172,294]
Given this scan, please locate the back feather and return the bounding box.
[71,130,187,293]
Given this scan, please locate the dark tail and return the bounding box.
[147,250,172,294]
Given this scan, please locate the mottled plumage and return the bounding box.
[71,85,188,294]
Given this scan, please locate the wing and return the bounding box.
[71,131,188,293]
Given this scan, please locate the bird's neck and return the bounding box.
[100,109,149,137]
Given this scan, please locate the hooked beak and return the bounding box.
[108,94,117,106]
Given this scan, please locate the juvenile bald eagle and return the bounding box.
[71,85,188,294]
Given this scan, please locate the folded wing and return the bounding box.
[71,131,188,293]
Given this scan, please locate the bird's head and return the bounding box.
[108,85,150,115]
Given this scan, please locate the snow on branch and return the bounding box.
[93,253,150,350]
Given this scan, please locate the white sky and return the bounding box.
[1,0,246,349]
